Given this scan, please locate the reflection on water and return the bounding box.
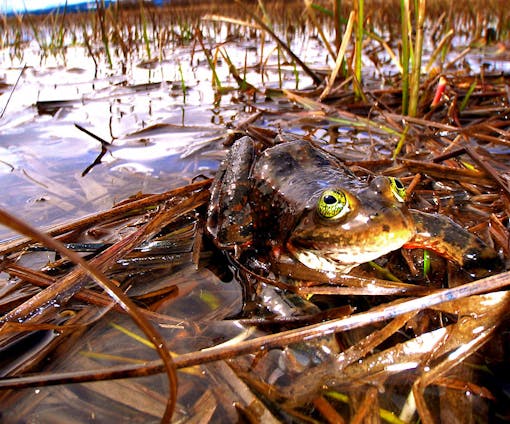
[0,47,229,239]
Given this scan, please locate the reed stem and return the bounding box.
[408,0,426,117]
[333,0,343,52]
[400,0,410,115]
[354,0,364,99]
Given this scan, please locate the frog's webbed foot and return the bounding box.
[207,136,255,249]
[406,210,504,277]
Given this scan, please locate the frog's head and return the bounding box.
[287,176,416,273]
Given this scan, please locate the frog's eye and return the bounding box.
[389,177,406,202]
[317,190,350,220]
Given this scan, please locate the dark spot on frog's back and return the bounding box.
[273,150,301,177]
[310,146,335,168]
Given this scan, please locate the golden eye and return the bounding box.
[389,177,406,202]
[317,190,350,219]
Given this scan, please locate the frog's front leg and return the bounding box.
[405,210,504,276]
[207,136,255,252]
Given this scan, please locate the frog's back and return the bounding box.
[251,140,358,237]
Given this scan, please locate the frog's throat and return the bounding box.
[290,249,354,274]
[287,235,411,274]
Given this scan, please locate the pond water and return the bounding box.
[0,50,224,239]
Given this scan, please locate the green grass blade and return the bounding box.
[459,78,477,111]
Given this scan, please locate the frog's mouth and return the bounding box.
[287,244,354,273]
[287,242,384,274]
[286,233,413,274]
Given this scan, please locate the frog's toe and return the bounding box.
[461,246,505,278]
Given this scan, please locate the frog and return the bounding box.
[207,135,503,278]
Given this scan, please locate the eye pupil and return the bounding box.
[323,195,337,205]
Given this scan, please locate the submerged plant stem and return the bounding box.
[459,78,477,111]
[0,64,26,119]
